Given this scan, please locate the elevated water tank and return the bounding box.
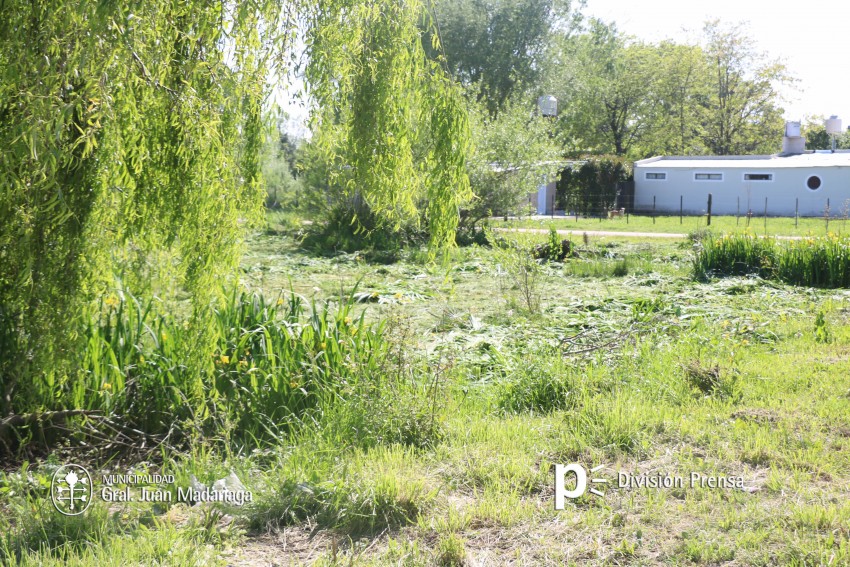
[782,120,805,154]
[537,95,558,117]
[785,121,801,137]
[826,115,843,135]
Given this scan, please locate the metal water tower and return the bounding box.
[826,115,843,152]
[537,95,557,118]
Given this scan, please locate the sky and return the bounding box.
[582,0,850,127]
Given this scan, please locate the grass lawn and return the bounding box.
[499,213,850,238]
[3,218,850,565]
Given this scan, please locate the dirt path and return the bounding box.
[496,227,804,240]
[495,227,688,239]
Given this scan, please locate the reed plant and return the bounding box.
[694,232,850,288]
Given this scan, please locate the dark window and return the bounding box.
[695,173,722,181]
[646,172,666,180]
[807,175,822,190]
[744,173,773,181]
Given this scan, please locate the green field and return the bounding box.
[500,213,850,238]
[3,219,850,565]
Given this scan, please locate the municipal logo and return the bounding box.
[51,464,93,516]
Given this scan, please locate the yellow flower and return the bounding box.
[320,342,326,350]
[219,354,230,364]
[741,339,749,346]
[104,295,119,308]
[289,380,299,389]
[102,382,111,391]
[276,298,284,306]
[161,332,167,341]
[139,355,145,364]
[239,359,248,368]
[394,292,402,299]
[344,317,352,326]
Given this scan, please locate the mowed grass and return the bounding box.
[3,219,850,565]
[500,212,850,237]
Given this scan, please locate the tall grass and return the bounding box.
[4,290,389,454]
[694,233,850,288]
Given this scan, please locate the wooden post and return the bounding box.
[795,198,799,228]
[653,196,656,224]
[707,194,712,226]
[680,195,683,225]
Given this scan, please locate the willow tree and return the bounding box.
[0,0,471,425]
[305,0,472,251]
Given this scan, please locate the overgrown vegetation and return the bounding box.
[1,290,389,455]
[694,232,850,287]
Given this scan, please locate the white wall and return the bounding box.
[634,166,850,217]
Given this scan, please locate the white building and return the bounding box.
[634,122,850,217]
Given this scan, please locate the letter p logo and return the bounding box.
[555,463,607,509]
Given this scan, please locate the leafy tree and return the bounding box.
[0,0,476,438]
[431,0,576,115]
[548,20,660,158]
[645,42,710,156]
[305,0,472,252]
[0,0,280,417]
[698,20,791,155]
[462,93,561,228]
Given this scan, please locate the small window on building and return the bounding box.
[807,175,822,190]
[695,173,723,181]
[744,173,773,181]
[645,172,666,180]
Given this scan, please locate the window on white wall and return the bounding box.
[744,173,773,181]
[695,173,722,181]
[645,172,666,180]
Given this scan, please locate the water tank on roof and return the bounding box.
[537,95,558,117]
[826,115,843,135]
[785,121,801,137]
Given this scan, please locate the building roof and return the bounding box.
[636,151,850,169]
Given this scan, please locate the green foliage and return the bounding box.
[498,362,578,414]
[262,134,302,209]
[814,310,830,344]
[3,290,389,453]
[544,18,791,158]
[305,0,472,254]
[699,20,789,155]
[430,0,576,114]
[693,233,777,280]
[694,233,850,288]
[557,157,632,216]
[488,234,541,313]
[0,0,280,419]
[461,94,561,226]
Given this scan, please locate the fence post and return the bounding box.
[680,195,683,225]
[795,198,799,228]
[707,194,712,226]
[653,196,656,225]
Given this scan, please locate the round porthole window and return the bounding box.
[807,175,822,190]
